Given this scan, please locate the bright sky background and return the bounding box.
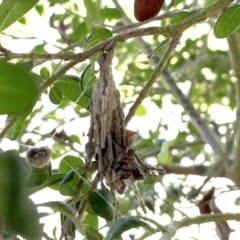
[0,0,240,239]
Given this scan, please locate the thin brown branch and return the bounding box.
[125,35,181,126]
[160,213,240,240]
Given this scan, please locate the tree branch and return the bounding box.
[160,213,240,240]
[125,35,181,125]
[226,32,240,185]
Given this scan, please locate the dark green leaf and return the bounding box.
[84,28,112,51]
[106,217,151,240]
[35,4,44,16]
[39,201,83,233]
[0,60,38,115]
[0,151,41,240]
[49,87,63,105]
[88,189,115,221]
[170,12,192,24]
[0,0,38,31]
[40,67,50,79]
[99,8,121,20]
[214,4,240,38]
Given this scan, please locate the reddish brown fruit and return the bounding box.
[134,0,164,22]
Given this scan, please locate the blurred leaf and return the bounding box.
[170,12,192,24]
[35,4,44,16]
[26,164,51,187]
[25,174,65,195]
[0,151,41,239]
[84,225,103,240]
[16,60,34,71]
[40,67,50,79]
[71,22,88,42]
[214,4,240,38]
[0,60,38,115]
[0,0,38,31]
[106,217,151,240]
[83,214,99,230]
[39,201,83,233]
[49,87,63,105]
[99,8,121,20]
[83,0,99,19]
[88,189,115,221]
[6,113,29,139]
[84,28,112,51]
[135,104,146,116]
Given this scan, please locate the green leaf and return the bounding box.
[59,169,79,196]
[170,12,192,24]
[0,151,41,240]
[80,64,97,98]
[49,87,63,105]
[84,225,103,240]
[71,22,88,42]
[88,189,115,221]
[25,174,65,195]
[83,214,99,230]
[39,201,83,233]
[59,155,84,174]
[106,217,151,240]
[16,60,34,71]
[40,67,50,79]
[83,0,99,19]
[6,113,29,139]
[214,4,240,38]
[0,60,38,115]
[54,74,94,109]
[84,28,112,51]
[99,8,121,20]
[0,0,38,31]
[26,164,52,187]
[135,104,146,116]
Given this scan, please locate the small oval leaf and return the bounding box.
[106,217,151,240]
[40,67,50,79]
[84,28,112,51]
[88,189,115,221]
[49,87,63,105]
[214,4,240,38]
[135,104,146,116]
